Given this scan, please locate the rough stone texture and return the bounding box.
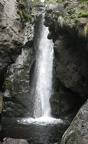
[0,0,32,89]
[44,1,88,143]
[0,0,34,117]
[61,100,88,144]
[50,83,84,127]
[50,86,82,119]
[2,138,28,144]
[0,0,23,64]
[3,43,34,117]
[44,0,88,98]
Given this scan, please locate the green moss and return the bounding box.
[78,11,88,17]
[22,10,32,21]
[79,4,85,9]
[17,9,24,21]
[64,12,76,20]
[17,0,32,23]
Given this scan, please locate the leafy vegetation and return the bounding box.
[78,11,88,17]
[17,0,32,24]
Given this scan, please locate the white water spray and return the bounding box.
[34,21,54,118]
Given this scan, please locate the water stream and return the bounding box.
[33,18,54,118]
[0,1,72,143]
[1,14,69,144]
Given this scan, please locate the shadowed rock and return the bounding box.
[61,100,88,144]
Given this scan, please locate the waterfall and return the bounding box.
[33,17,54,118]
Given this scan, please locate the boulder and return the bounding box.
[61,100,88,144]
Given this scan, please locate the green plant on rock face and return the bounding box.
[84,23,88,38]
[78,11,88,17]
[17,9,24,21]
[22,10,32,21]
[17,0,32,23]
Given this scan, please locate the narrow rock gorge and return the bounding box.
[0,0,88,144]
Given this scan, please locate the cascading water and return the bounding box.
[1,1,69,144]
[33,16,54,118]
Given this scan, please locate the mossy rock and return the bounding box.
[78,11,88,17]
[18,2,26,9]
[6,80,13,91]
[22,10,32,21]
[17,0,32,24]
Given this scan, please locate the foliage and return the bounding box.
[78,11,88,17]
[22,10,32,21]
[17,9,24,21]
[17,0,32,24]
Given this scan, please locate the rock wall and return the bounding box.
[3,45,34,117]
[0,0,34,120]
[0,0,24,90]
[45,0,88,99]
[44,0,88,143]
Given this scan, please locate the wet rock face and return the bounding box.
[0,0,34,117]
[3,44,34,117]
[54,37,88,98]
[61,100,88,144]
[0,0,27,89]
[44,0,88,98]
[50,86,82,119]
[45,2,88,143]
